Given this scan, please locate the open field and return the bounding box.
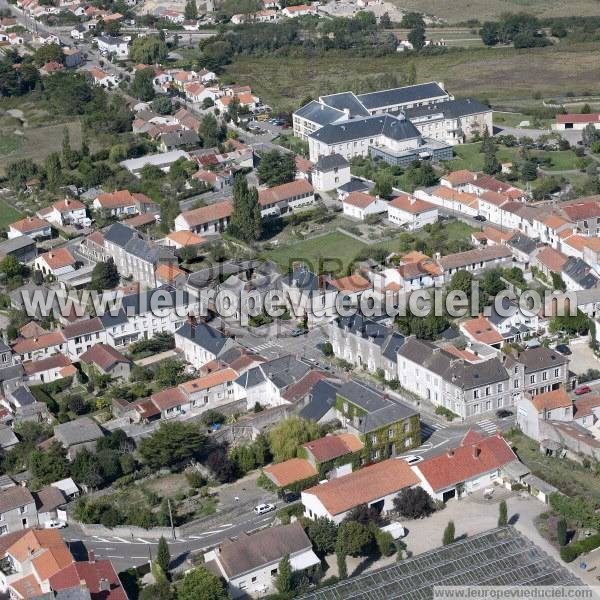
[0,199,23,228]
[390,0,600,23]
[225,44,600,112]
[0,120,84,176]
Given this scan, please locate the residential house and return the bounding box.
[8,217,51,240]
[387,193,438,230]
[397,337,511,418]
[559,198,600,237]
[561,256,599,291]
[334,380,420,460]
[342,191,387,221]
[516,387,573,441]
[78,231,106,263]
[417,185,479,218]
[92,190,155,217]
[330,314,404,380]
[34,248,77,278]
[258,179,315,218]
[54,417,104,460]
[460,315,504,349]
[175,200,233,233]
[62,318,107,360]
[87,67,118,88]
[0,236,37,264]
[533,214,575,248]
[437,245,513,281]
[553,113,600,131]
[80,343,131,382]
[263,458,318,489]
[505,346,569,400]
[301,432,363,478]
[0,487,37,535]
[175,320,237,369]
[120,150,191,177]
[311,154,350,191]
[532,246,569,279]
[0,425,18,451]
[96,35,129,57]
[301,458,420,523]
[158,130,200,152]
[163,230,205,250]
[36,199,86,227]
[33,486,67,528]
[12,332,67,363]
[203,522,320,598]
[414,431,517,502]
[155,263,187,288]
[178,368,242,415]
[22,354,75,384]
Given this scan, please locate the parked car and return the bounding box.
[44,519,66,529]
[555,344,572,355]
[496,409,513,419]
[575,385,592,396]
[290,328,308,337]
[398,455,423,465]
[474,215,487,222]
[283,491,300,503]
[253,503,276,515]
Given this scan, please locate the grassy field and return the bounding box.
[225,44,600,112]
[392,0,600,23]
[0,199,23,228]
[0,134,23,155]
[493,111,552,129]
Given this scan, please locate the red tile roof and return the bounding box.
[556,113,600,124]
[49,559,127,600]
[155,263,186,283]
[328,274,371,293]
[344,191,376,209]
[10,215,50,233]
[96,190,153,209]
[22,354,72,375]
[303,459,419,516]
[258,179,313,206]
[561,199,600,221]
[80,343,130,372]
[530,387,572,412]
[263,458,317,487]
[388,193,436,214]
[443,170,476,186]
[535,247,569,273]
[38,247,76,270]
[151,387,187,411]
[281,370,328,403]
[179,200,233,228]
[303,433,363,463]
[13,331,66,355]
[416,434,517,492]
[62,317,104,339]
[461,316,504,345]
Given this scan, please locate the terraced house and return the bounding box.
[334,380,420,461]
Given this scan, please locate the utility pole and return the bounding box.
[167,498,175,540]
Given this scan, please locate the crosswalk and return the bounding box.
[477,419,498,434]
[252,342,277,352]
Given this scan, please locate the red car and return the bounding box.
[575,385,592,395]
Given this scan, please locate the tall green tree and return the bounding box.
[498,500,508,526]
[275,553,292,595]
[129,35,168,64]
[131,67,156,101]
[90,258,120,290]
[62,127,77,169]
[256,150,296,186]
[407,23,426,50]
[178,567,230,600]
[156,536,171,575]
[184,0,198,20]
[228,175,261,243]
[442,520,455,545]
[200,113,221,147]
[557,518,568,546]
[268,416,320,462]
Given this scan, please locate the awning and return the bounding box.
[290,550,321,571]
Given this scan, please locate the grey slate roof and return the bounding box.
[507,232,537,255]
[309,114,421,146]
[0,235,36,255]
[104,222,136,248]
[398,337,509,389]
[357,82,448,110]
[319,92,369,117]
[175,321,230,356]
[124,236,174,265]
[298,380,339,421]
[338,179,371,194]
[161,130,200,147]
[54,416,104,446]
[562,256,599,289]
[404,97,489,120]
[12,385,36,407]
[236,355,311,390]
[0,424,18,449]
[32,589,92,600]
[505,346,568,373]
[295,100,346,126]
[314,153,349,171]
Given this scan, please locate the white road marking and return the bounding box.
[107,555,124,559]
[113,537,131,543]
[136,538,151,544]
[96,547,116,551]
[219,523,233,528]
[132,556,147,559]
[93,537,112,543]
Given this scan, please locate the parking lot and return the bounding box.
[567,339,600,376]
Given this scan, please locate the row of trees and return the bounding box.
[480,13,551,48]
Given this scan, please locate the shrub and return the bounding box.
[277,503,304,525]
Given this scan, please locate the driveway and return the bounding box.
[568,340,600,376]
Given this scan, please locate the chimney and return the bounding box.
[88,550,96,563]
[472,445,481,459]
[65,199,71,206]
[446,449,454,458]
[99,578,110,592]
[410,196,416,205]
[79,579,87,588]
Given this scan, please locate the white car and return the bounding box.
[399,455,423,465]
[253,503,276,515]
[44,519,66,529]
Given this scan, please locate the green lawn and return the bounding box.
[0,134,23,156]
[0,199,23,228]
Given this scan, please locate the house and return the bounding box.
[311,154,350,191]
[103,222,177,288]
[301,432,363,478]
[505,346,569,399]
[437,245,513,281]
[159,130,200,152]
[414,431,517,502]
[258,179,315,217]
[562,256,599,291]
[387,193,438,230]
[163,230,205,250]
[34,248,77,278]
[121,150,191,177]
[460,315,504,349]
[0,529,74,598]
[179,368,242,415]
[330,314,405,381]
[397,337,511,419]
[184,82,219,104]
[96,35,129,57]
[87,67,118,88]
[0,486,37,535]
[342,191,387,221]
[22,354,75,384]
[559,198,600,237]
[415,185,479,217]
[79,343,131,382]
[12,331,67,363]
[471,226,513,248]
[93,190,155,217]
[375,251,443,292]
[48,557,127,600]
[174,200,233,233]
[54,417,104,460]
[192,169,229,191]
[333,380,420,460]
[516,387,573,442]
[40,61,65,76]
[61,318,107,360]
[301,458,419,523]
[0,235,37,264]
[0,424,18,451]
[203,522,320,598]
[8,216,51,240]
[175,320,237,369]
[533,214,575,248]
[532,246,569,279]
[155,263,187,288]
[263,458,318,489]
[33,486,67,528]
[553,113,600,131]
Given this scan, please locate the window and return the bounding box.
[0,525,7,535]
[251,577,257,583]
[497,383,503,393]
[371,435,377,444]
[403,422,411,433]
[271,569,278,576]
[542,372,547,381]
[530,375,535,384]
[388,429,394,439]
[474,390,479,399]
[514,379,519,389]
[18,506,26,514]
[554,368,560,378]
[485,386,490,397]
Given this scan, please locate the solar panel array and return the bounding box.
[301,527,583,600]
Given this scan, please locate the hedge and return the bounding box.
[560,533,600,562]
[277,503,304,525]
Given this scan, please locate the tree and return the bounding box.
[155,359,186,387]
[344,504,386,527]
[483,146,501,175]
[138,422,207,469]
[337,521,372,556]
[582,123,600,147]
[206,446,236,483]
[581,103,592,114]
[406,62,417,85]
[61,127,77,170]
[139,580,174,600]
[0,256,26,278]
[131,67,156,101]
[200,113,221,147]
[256,150,296,186]
[6,158,38,190]
[520,159,538,181]
[129,35,168,64]
[34,43,64,66]
[379,12,391,29]
[268,416,320,462]
[45,152,62,190]
[400,11,424,29]
[307,517,338,555]
[201,40,233,72]
[443,520,455,545]
[373,171,393,198]
[276,553,292,595]
[557,517,568,546]
[481,268,505,297]
[480,21,499,46]
[152,95,173,115]
[179,567,230,600]
[551,272,566,292]
[156,536,171,575]
[70,448,104,488]
[336,548,347,579]
[407,23,426,51]
[498,500,508,526]
[184,0,198,20]
[449,270,473,296]
[90,258,119,290]
[228,175,262,243]
[28,442,70,486]
[67,394,87,415]
[393,487,435,519]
